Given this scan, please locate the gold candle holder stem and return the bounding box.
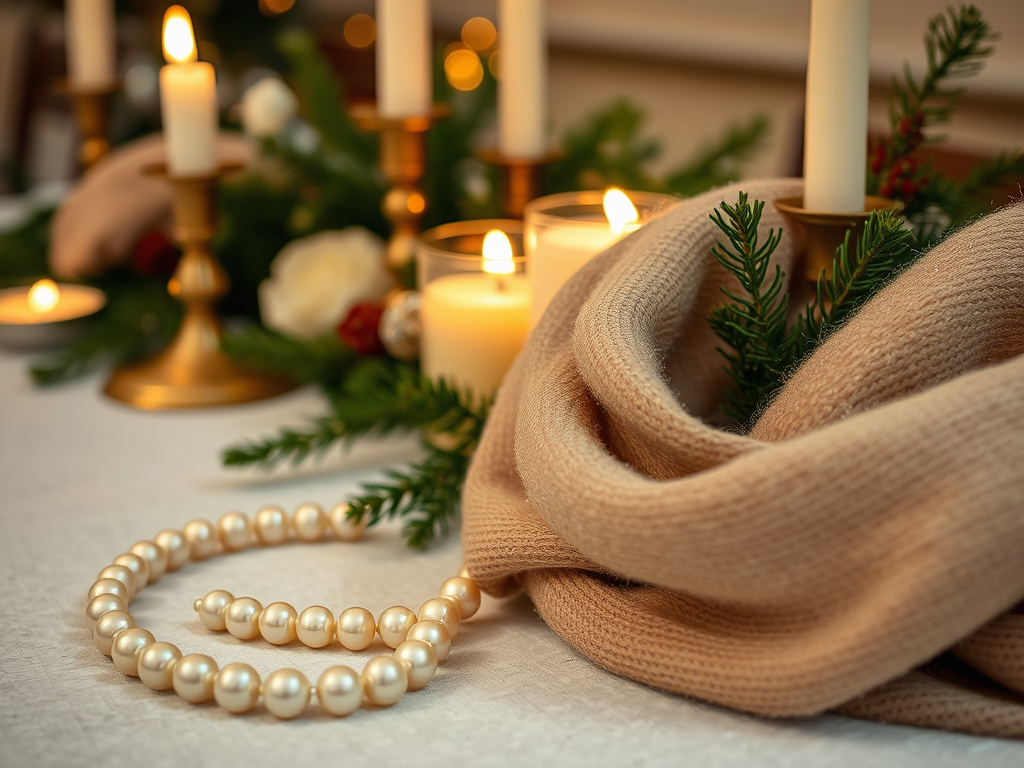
[477,150,562,220]
[66,83,118,172]
[774,196,899,283]
[351,104,449,276]
[104,163,294,409]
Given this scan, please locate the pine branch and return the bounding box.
[221,325,354,390]
[707,193,789,428]
[792,209,915,361]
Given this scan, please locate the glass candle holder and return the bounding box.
[416,219,529,397]
[524,190,679,327]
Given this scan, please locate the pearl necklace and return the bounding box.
[84,502,480,719]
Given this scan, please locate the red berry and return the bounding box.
[337,302,385,356]
[879,182,895,197]
[131,230,180,277]
[900,179,918,197]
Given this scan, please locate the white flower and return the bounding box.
[240,78,297,137]
[259,228,393,338]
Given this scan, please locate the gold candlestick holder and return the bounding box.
[64,82,118,172]
[477,150,562,220]
[350,103,449,276]
[104,163,295,409]
[774,196,899,283]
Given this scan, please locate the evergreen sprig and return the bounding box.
[707,193,789,427]
[221,325,354,390]
[708,197,917,429]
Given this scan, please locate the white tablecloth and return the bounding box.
[1,351,1021,767]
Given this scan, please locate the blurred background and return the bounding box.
[0,0,1020,195]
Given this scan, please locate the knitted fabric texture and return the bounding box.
[461,178,1024,737]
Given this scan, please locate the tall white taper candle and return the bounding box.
[803,0,871,212]
[499,0,547,159]
[65,0,116,89]
[376,0,432,118]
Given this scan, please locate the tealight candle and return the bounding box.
[159,6,218,177]
[65,0,116,89]
[0,279,106,349]
[524,188,678,327]
[419,221,529,396]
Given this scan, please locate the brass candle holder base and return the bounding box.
[104,164,294,410]
[350,103,449,276]
[774,196,899,282]
[63,81,118,172]
[476,150,562,220]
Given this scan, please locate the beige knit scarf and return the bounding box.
[462,178,1024,737]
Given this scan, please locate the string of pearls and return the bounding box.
[84,502,481,719]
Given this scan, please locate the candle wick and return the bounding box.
[496,276,507,292]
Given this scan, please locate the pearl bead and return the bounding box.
[129,540,168,583]
[457,564,471,580]
[111,627,156,676]
[361,656,408,706]
[337,607,376,651]
[259,602,298,645]
[138,642,182,691]
[93,610,135,656]
[173,653,219,703]
[254,505,289,545]
[112,553,150,590]
[418,597,461,639]
[377,606,417,649]
[214,663,261,714]
[394,640,438,691]
[88,578,130,607]
[328,502,366,542]
[297,605,336,648]
[154,529,190,571]
[439,577,481,620]
[217,511,252,552]
[97,565,136,603]
[317,666,362,717]
[292,502,327,542]
[183,519,218,560]
[85,593,127,628]
[224,597,263,640]
[196,590,234,631]
[406,620,451,663]
[263,668,311,719]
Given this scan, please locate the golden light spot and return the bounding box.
[407,192,426,214]
[28,279,60,314]
[487,49,500,79]
[445,48,484,91]
[344,14,376,48]
[260,0,296,16]
[461,17,496,52]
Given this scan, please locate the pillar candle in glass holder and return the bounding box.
[803,0,871,212]
[159,6,217,177]
[376,0,431,118]
[421,229,529,396]
[525,188,680,328]
[499,0,546,159]
[65,0,116,89]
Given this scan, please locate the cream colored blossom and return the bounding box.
[240,78,297,137]
[259,228,392,338]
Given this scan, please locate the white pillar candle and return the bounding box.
[376,0,432,118]
[159,7,218,178]
[421,231,529,395]
[65,0,116,89]
[803,0,871,212]
[498,0,547,159]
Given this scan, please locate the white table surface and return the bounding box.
[1,350,1022,767]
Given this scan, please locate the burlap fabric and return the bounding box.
[462,178,1024,737]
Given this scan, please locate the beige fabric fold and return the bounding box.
[462,178,1024,737]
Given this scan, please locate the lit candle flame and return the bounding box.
[482,229,515,275]
[28,279,60,314]
[603,187,640,236]
[163,5,198,64]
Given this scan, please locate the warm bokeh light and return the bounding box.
[27,279,60,314]
[445,48,484,91]
[259,0,296,16]
[162,6,197,64]
[482,230,515,275]
[488,50,500,79]
[407,192,426,215]
[461,17,497,51]
[603,188,640,235]
[344,13,376,48]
